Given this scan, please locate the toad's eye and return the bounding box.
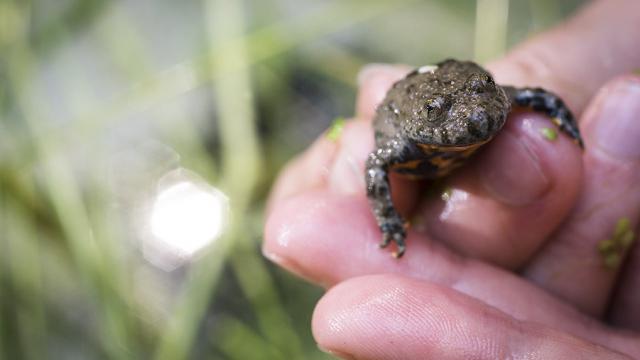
[424,97,443,111]
[423,96,446,119]
[425,101,438,112]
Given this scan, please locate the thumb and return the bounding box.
[313,275,634,360]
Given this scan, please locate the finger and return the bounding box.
[609,225,640,330]
[266,132,337,214]
[263,190,640,355]
[523,75,640,316]
[355,64,411,120]
[418,111,582,268]
[324,120,420,215]
[312,275,633,360]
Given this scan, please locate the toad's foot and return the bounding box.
[380,221,407,258]
[366,138,412,258]
[503,86,584,148]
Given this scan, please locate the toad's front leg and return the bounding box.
[365,138,413,258]
[502,86,584,148]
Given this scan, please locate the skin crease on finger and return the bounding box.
[312,275,631,360]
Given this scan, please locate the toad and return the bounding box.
[366,59,583,257]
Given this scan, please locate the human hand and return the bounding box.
[264,0,640,358]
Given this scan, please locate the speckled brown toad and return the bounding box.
[366,59,583,258]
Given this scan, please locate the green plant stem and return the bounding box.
[474,0,509,62]
[154,0,261,358]
[216,316,284,360]
[6,200,47,360]
[2,0,417,169]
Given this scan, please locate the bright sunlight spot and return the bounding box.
[146,172,229,269]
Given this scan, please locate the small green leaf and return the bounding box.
[604,252,621,269]
[634,68,640,76]
[540,127,557,141]
[597,239,615,254]
[620,230,635,249]
[614,217,631,239]
[326,117,346,141]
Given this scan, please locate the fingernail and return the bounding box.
[479,116,551,206]
[261,246,285,265]
[317,345,355,360]
[263,198,333,288]
[591,77,640,160]
[357,63,404,86]
[263,246,320,284]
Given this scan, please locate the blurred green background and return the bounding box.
[0,0,585,359]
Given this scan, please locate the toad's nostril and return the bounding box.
[486,75,495,85]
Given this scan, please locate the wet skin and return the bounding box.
[366,59,584,257]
